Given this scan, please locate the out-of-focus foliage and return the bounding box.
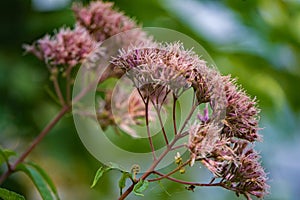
[0,0,299,199]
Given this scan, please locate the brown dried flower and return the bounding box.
[97,87,156,137]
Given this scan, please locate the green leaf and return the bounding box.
[90,166,111,188]
[118,172,131,195]
[0,188,25,200]
[17,163,55,200]
[107,162,124,171]
[133,180,149,197]
[27,162,60,200]
[0,147,16,166]
[91,163,125,189]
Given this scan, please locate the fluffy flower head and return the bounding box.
[24,25,98,67]
[73,1,146,43]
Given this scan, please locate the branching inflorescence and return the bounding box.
[112,40,269,199]
[0,1,269,200]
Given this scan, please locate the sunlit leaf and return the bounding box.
[90,166,110,188]
[27,162,60,200]
[91,163,126,189]
[0,188,25,200]
[17,163,55,200]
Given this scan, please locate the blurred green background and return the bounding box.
[1,0,300,199]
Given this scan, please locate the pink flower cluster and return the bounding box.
[222,76,261,142]
[25,1,269,199]
[113,41,269,199]
[25,1,148,68]
[113,42,208,98]
[199,137,268,198]
[24,25,97,67]
[73,1,137,42]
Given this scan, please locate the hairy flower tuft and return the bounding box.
[107,33,268,200]
[203,139,269,198]
[24,25,99,67]
[72,1,149,45]
[112,42,212,101]
[189,121,221,165]
[222,76,261,142]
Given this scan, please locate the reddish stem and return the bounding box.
[118,132,184,199]
[153,104,169,145]
[52,72,66,106]
[118,94,198,199]
[151,171,222,187]
[173,94,178,135]
[65,66,72,104]
[0,105,71,184]
[145,97,156,160]
[148,159,191,182]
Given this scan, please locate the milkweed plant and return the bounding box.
[0,1,269,200]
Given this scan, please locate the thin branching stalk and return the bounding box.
[0,74,104,184]
[119,93,202,200]
[0,105,71,184]
[172,94,178,135]
[65,66,72,104]
[149,159,191,182]
[151,171,223,187]
[51,71,66,106]
[151,170,253,197]
[178,103,198,135]
[145,96,156,160]
[153,104,169,145]
[118,122,191,199]
[170,144,186,151]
